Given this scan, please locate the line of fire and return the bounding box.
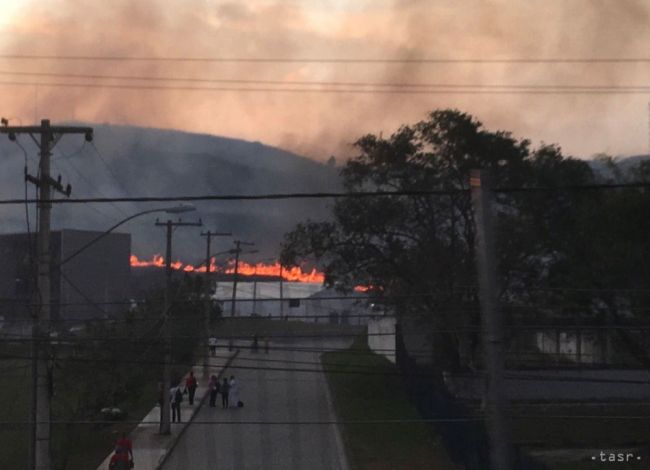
[0,229,374,336]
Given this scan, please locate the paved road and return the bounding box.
[161,338,350,470]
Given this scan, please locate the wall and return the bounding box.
[367,316,397,363]
[59,229,131,320]
[444,369,650,401]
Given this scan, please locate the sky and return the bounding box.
[0,0,649,160]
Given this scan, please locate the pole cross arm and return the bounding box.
[0,125,93,142]
[201,231,232,237]
[155,219,203,227]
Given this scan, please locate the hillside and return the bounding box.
[0,124,340,260]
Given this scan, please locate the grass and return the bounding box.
[510,403,650,469]
[0,356,31,470]
[322,336,457,470]
[512,403,650,448]
[0,349,161,470]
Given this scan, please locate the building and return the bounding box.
[213,282,374,324]
[0,229,131,331]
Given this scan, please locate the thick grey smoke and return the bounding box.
[0,0,648,159]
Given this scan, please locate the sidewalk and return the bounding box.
[96,349,237,470]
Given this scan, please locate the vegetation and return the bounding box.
[322,336,457,470]
[282,109,650,369]
[0,273,206,469]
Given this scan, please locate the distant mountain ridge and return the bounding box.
[0,124,340,261]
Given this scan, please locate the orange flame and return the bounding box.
[130,254,165,268]
[225,260,325,283]
[129,255,325,283]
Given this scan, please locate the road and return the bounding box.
[161,338,350,470]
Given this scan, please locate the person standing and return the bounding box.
[208,336,217,356]
[171,384,183,423]
[208,375,220,407]
[157,382,164,423]
[185,371,198,406]
[229,375,240,407]
[221,377,230,409]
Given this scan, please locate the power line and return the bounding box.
[3,348,650,386]
[1,80,649,95]
[2,54,650,64]
[53,145,127,220]
[5,415,650,427]
[0,180,649,206]
[88,142,133,208]
[0,189,456,205]
[0,418,484,427]
[1,70,649,91]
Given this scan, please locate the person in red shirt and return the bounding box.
[185,371,198,405]
[111,432,133,468]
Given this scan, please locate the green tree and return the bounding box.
[281,109,595,369]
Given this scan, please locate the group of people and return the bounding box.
[208,374,241,409]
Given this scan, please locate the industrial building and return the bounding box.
[0,229,131,332]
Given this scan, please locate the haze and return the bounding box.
[0,0,649,160]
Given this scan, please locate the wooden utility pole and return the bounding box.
[200,230,230,377]
[280,264,284,319]
[470,169,514,470]
[252,267,258,314]
[155,218,202,435]
[1,119,92,470]
[230,240,254,316]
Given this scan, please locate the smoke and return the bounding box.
[0,0,649,159]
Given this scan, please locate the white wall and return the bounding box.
[367,317,397,363]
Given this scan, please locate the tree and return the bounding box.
[282,110,558,368]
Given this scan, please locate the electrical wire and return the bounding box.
[89,141,133,214]
[0,189,461,205]
[1,80,649,95]
[0,180,649,206]
[3,70,650,90]
[2,54,650,64]
[54,145,127,220]
[4,415,650,427]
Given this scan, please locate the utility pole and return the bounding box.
[252,265,258,314]
[200,230,230,377]
[1,119,92,470]
[470,169,514,470]
[280,264,285,319]
[230,240,255,316]
[155,217,202,435]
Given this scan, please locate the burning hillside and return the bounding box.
[129,254,325,283]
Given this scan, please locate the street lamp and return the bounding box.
[58,205,195,267]
[155,215,202,436]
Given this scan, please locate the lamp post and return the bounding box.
[229,241,255,317]
[199,231,231,378]
[58,205,196,267]
[252,257,276,316]
[155,215,202,435]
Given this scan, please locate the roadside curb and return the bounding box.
[322,358,351,470]
[154,349,240,469]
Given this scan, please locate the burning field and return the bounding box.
[129,254,325,283]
